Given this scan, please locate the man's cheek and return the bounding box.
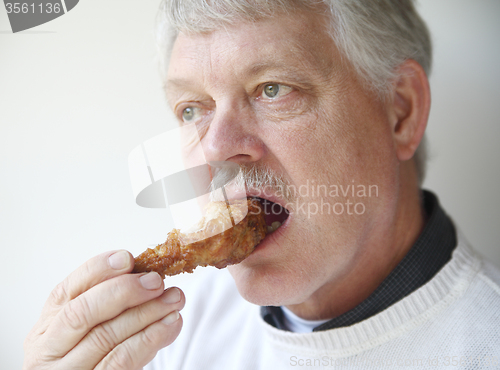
[257,102,319,133]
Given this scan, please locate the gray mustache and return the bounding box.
[209,162,295,203]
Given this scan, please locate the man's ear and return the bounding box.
[388,59,431,162]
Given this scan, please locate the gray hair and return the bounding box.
[155,0,432,185]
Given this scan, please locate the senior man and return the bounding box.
[23,0,500,369]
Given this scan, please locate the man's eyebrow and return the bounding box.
[246,61,317,82]
[164,79,202,106]
[164,78,200,96]
[247,61,296,76]
[166,78,195,88]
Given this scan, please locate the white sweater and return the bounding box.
[146,231,500,369]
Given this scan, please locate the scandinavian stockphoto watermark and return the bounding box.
[249,180,379,218]
[3,0,79,33]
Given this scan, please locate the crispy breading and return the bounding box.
[133,198,267,278]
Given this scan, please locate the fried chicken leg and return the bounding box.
[133,198,267,278]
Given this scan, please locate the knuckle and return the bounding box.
[109,275,133,301]
[22,344,50,370]
[141,327,160,348]
[61,295,93,332]
[82,260,93,280]
[106,344,135,370]
[88,324,120,353]
[112,278,130,299]
[22,334,32,352]
[49,281,70,306]
[112,274,151,305]
[133,302,149,323]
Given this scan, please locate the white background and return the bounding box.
[1,1,499,368]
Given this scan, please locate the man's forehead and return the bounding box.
[169,31,318,73]
[165,12,340,94]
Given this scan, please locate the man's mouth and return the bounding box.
[252,196,290,234]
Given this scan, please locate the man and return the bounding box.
[23,0,500,369]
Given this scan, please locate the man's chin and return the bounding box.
[227,264,307,307]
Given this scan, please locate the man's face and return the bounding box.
[166,11,400,307]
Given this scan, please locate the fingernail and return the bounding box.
[108,251,130,270]
[162,288,181,304]
[162,310,179,325]
[140,272,162,290]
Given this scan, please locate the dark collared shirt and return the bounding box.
[261,190,457,331]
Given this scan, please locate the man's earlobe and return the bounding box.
[389,59,431,162]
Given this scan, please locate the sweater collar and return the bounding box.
[258,229,480,358]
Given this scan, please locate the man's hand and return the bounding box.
[23,250,185,370]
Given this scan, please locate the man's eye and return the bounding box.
[261,84,293,99]
[182,107,202,123]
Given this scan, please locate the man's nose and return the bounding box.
[201,101,265,164]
